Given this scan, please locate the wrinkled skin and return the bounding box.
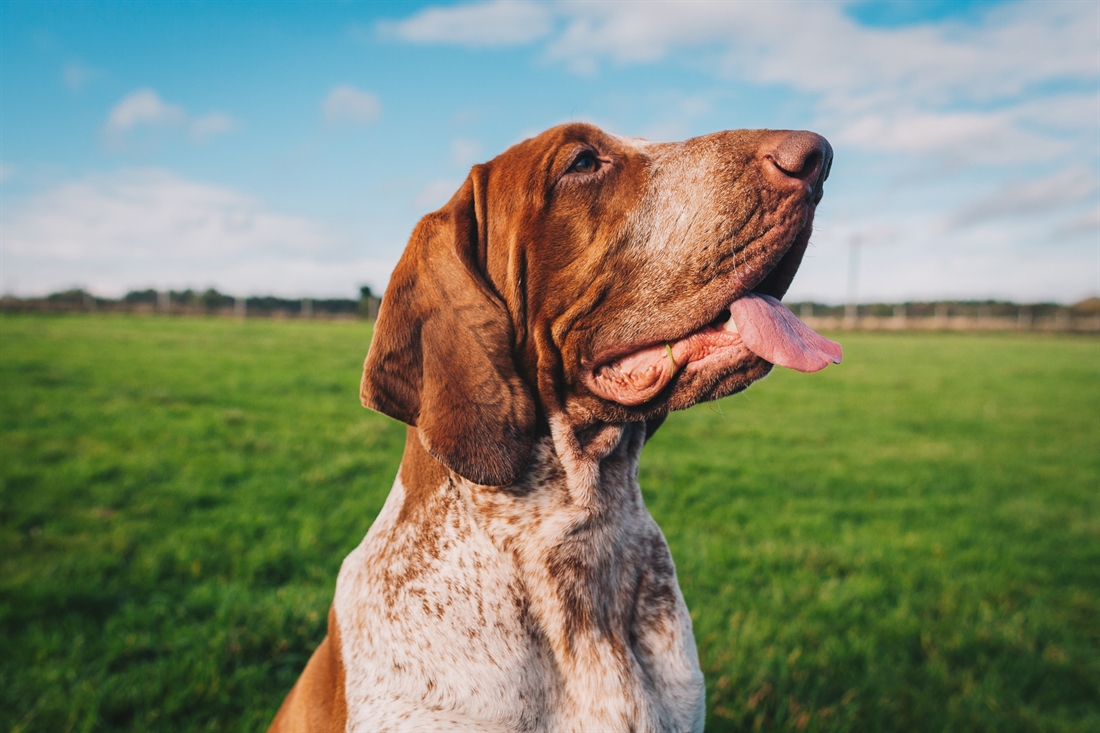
[362,122,831,484]
[271,122,833,733]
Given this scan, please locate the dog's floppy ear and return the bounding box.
[360,166,536,486]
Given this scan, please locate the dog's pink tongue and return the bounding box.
[728,293,842,372]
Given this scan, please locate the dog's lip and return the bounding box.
[586,293,751,377]
[581,256,839,406]
[586,251,784,373]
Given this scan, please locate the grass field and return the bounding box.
[1,314,1097,733]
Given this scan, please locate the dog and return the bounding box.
[269,122,840,732]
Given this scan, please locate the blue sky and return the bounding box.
[2,0,1097,303]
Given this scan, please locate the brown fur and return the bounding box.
[272,122,831,732]
[361,124,821,488]
[268,607,348,733]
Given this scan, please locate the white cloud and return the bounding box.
[948,167,1100,229]
[105,88,185,135]
[62,60,102,91]
[1057,205,1100,238]
[379,0,552,47]
[323,85,381,126]
[788,206,1100,305]
[540,1,1097,103]
[546,1,754,70]
[1014,92,1100,134]
[103,88,236,148]
[0,170,392,297]
[190,112,237,143]
[562,1,1094,163]
[3,169,328,261]
[387,2,1097,166]
[830,109,1070,165]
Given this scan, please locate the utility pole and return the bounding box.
[845,235,861,327]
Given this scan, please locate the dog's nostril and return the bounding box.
[777,150,821,179]
[768,131,833,189]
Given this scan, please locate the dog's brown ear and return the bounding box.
[360,167,535,486]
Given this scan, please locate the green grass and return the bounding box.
[1,314,1097,733]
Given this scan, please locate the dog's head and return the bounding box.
[361,123,840,486]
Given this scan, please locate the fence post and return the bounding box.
[235,297,246,318]
[845,235,861,330]
[844,303,858,329]
[934,302,949,329]
[301,297,312,319]
[893,303,906,329]
[1055,308,1071,331]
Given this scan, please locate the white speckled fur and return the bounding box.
[297,122,833,733]
[335,422,705,732]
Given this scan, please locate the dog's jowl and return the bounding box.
[269,123,841,733]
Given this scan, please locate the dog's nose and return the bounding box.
[766,131,832,203]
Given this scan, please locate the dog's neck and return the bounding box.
[403,421,665,702]
[336,422,702,729]
[403,418,645,529]
[544,417,635,508]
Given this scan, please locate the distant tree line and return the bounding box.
[3,289,1098,329]
[787,298,1100,319]
[0,286,382,319]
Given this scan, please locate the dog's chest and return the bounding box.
[333,441,705,732]
[336,476,555,731]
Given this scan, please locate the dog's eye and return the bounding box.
[568,151,599,174]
